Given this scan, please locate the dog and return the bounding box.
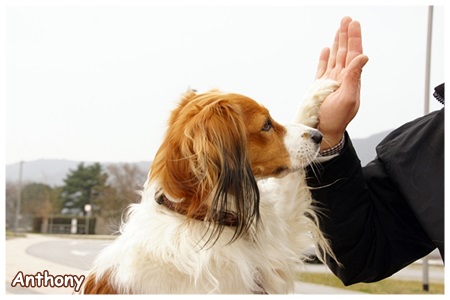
[81,79,339,294]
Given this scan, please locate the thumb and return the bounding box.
[341,54,368,94]
[345,54,369,82]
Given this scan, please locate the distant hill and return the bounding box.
[5,131,391,186]
[5,160,151,187]
[352,130,392,165]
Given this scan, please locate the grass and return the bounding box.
[297,272,444,294]
[5,230,27,239]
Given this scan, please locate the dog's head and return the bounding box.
[149,90,322,244]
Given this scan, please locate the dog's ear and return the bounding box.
[167,89,198,127]
[149,89,201,203]
[150,96,260,244]
[187,99,260,244]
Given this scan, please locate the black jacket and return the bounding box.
[306,84,444,286]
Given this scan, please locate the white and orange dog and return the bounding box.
[82,79,339,294]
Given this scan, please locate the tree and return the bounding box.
[92,163,147,232]
[5,181,19,230]
[102,163,147,217]
[22,183,61,232]
[58,162,108,215]
[22,183,60,216]
[5,181,61,232]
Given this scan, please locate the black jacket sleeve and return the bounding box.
[306,109,443,285]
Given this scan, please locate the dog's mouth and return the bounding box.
[260,146,320,178]
[290,145,321,171]
[307,145,321,164]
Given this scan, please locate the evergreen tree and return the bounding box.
[59,162,108,215]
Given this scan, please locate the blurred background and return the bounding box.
[3,0,445,295]
[4,2,445,235]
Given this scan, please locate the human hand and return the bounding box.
[315,17,369,151]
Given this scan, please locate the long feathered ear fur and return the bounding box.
[150,93,260,246]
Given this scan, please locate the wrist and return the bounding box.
[319,135,345,156]
[319,133,345,152]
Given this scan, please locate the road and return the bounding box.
[25,238,112,271]
[4,234,443,295]
[5,234,114,295]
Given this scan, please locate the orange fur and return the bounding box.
[80,79,339,294]
[149,90,291,219]
[82,271,117,294]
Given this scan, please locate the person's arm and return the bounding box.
[313,16,368,151]
[308,132,435,285]
[308,17,436,284]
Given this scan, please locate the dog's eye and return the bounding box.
[262,119,273,132]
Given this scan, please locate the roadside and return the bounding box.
[4,234,443,295]
[296,251,444,294]
[299,255,444,284]
[5,234,88,294]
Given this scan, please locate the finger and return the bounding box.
[346,20,363,66]
[327,28,339,72]
[315,47,330,79]
[341,54,369,95]
[335,17,352,69]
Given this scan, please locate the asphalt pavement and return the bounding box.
[4,233,444,295]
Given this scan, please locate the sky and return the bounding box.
[3,1,446,165]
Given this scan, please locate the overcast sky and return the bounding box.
[4,1,445,165]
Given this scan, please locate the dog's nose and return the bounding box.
[310,130,323,144]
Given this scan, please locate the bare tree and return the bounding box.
[5,181,61,232]
[5,181,19,231]
[94,163,147,233]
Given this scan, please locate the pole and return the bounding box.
[84,204,92,234]
[422,256,430,292]
[422,5,433,292]
[14,161,24,235]
[423,5,433,115]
